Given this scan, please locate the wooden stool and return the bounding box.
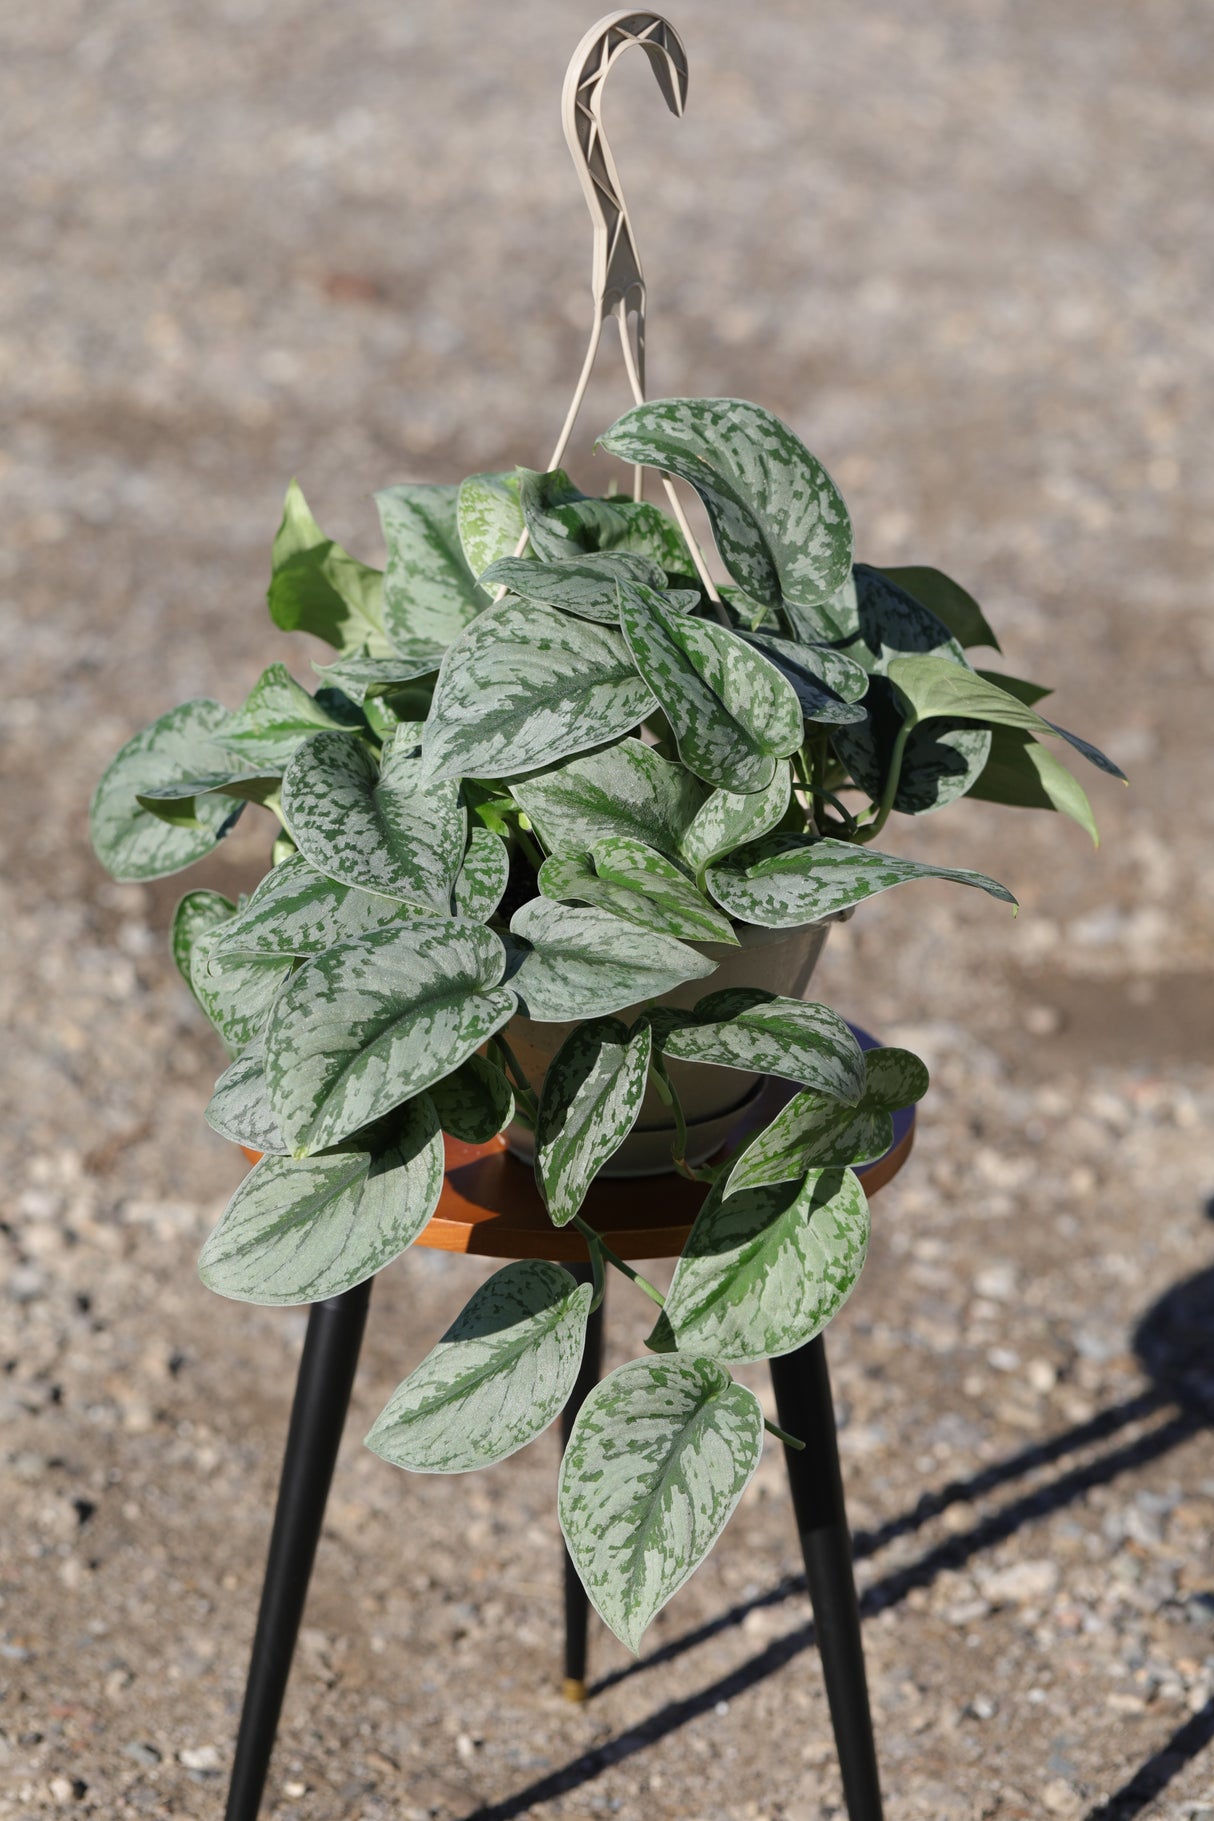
[222,1043,914,1821]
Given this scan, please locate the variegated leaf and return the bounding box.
[519,468,692,571]
[170,889,235,991]
[452,826,509,922]
[784,563,963,665]
[198,1096,444,1304]
[457,470,526,580]
[264,920,514,1154]
[428,1053,514,1143]
[190,925,293,1060]
[204,1039,287,1154]
[741,631,868,724]
[282,731,466,910]
[600,399,853,610]
[707,834,1015,928]
[887,655,1125,779]
[558,1356,763,1653]
[312,649,442,702]
[90,700,246,882]
[268,480,391,657]
[968,728,1098,844]
[660,989,865,1102]
[506,899,715,1022]
[136,769,279,823]
[204,853,415,960]
[862,1046,930,1110]
[538,841,736,946]
[648,1167,869,1363]
[478,551,665,622]
[213,663,356,770]
[366,1261,591,1472]
[421,601,655,783]
[679,764,791,879]
[512,739,707,861]
[376,482,485,658]
[619,584,803,792]
[835,677,992,815]
[534,1019,653,1224]
[726,1096,892,1193]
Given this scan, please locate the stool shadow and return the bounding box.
[457,1263,1214,1821]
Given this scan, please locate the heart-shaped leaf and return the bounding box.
[659,989,865,1102]
[534,1019,653,1224]
[479,551,665,622]
[619,584,802,792]
[311,649,441,703]
[265,920,514,1155]
[518,468,692,571]
[706,834,1015,927]
[648,1167,869,1363]
[457,470,526,580]
[268,481,391,657]
[679,764,791,879]
[283,732,466,910]
[376,482,486,659]
[968,728,1098,844]
[190,926,294,1060]
[539,841,736,945]
[600,399,853,610]
[512,739,707,861]
[205,1039,287,1154]
[558,1356,763,1653]
[428,1053,515,1143]
[725,1046,928,1193]
[740,632,868,724]
[198,1096,444,1304]
[422,601,655,783]
[136,769,280,825]
[206,854,416,960]
[452,826,509,922]
[366,1261,592,1472]
[213,663,356,770]
[834,677,992,816]
[90,700,246,882]
[506,899,715,1022]
[878,565,1002,652]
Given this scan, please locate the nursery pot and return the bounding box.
[504,918,833,1177]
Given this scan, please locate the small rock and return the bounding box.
[1042,1779,1079,1815]
[123,1741,162,1765]
[179,1744,223,1772]
[976,1560,1060,1606]
[964,1695,999,1720]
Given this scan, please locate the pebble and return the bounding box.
[178,1744,223,1772]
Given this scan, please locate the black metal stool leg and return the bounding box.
[224,1277,373,1821]
[560,1264,604,1700]
[770,1334,883,1821]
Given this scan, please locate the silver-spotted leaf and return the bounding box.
[422,601,655,783]
[204,1039,287,1154]
[538,841,736,945]
[428,1053,515,1143]
[512,740,707,861]
[214,663,354,770]
[649,1167,869,1363]
[707,834,1015,928]
[558,1356,763,1653]
[170,890,235,990]
[741,631,868,724]
[198,1096,444,1304]
[662,990,865,1102]
[190,927,294,1060]
[90,700,246,882]
[506,899,715,1022]
[600,399,853,610]
[206,854,416,959]
[727,1096,892,1192]
[366,1261,592,1472]
[619,584,802,792]
[862,1047,930,1111]
[376,482,485,658]
[534,1019,653,1224]
[518,468,692,571]
[479,551,665,621]
[452,826,509,922]
[679,764,791,878]
[312,649,442,702]
[264,920,514,1154]
[457,470,526,581]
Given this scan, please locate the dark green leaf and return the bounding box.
[268,480,390,656]
[878,565,1002,651]
[428,1053,515,1143]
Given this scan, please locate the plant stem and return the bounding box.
[765,1417,806,1451]
[488,1035,538,1123]
[586,1233,607,1314]
[511,820,545,873]
[854,712,916,845]
[649,1055,709,1182]
[570,1216,666,1309]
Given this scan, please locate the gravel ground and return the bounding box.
[2,2,1213,1817]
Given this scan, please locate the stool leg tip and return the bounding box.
[561,1676,588,1703]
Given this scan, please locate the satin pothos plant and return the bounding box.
[89,396,1122,1652]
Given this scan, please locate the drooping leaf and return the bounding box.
[311,649,440,703]
[558,1356,763,1653]
[268,481,390,657]
[170,889,235,991]
[190,924,294,1060]
[452,826,509,921]
[506,899,715,1022]
[512,739,707,862]
[212,663,356,770]
[679,764,791,878]
[975,669,1052,707]
[198,1096,444,1304]
[282,732,466,911]
[967,727,1098,844]
[204,1039,287,1154]
[600,399,853,610]
[648,1167,869,1364]
[725,1046,928,1193]
[421,601,655,783]
[878,565,1002,651]
[428,1053,515,1143]
[534,1019,653,1224]
[202,853,415,960]
[264,920,514,1155]
[834,675,992,815]
[887,654,1125,779]
[619,584,803,792]
[376,482,486,660]
[538,841,736,945]
[659,989,865,1103]
[366,1261,591,1472]
[90,700,246,882]
[457,470,526,580]
[135,769,279,825]
[478,551,665,622]
[785,563,964,668]
[740,631,868,724]
[706,833,1015,927]
[518,468,692,571]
